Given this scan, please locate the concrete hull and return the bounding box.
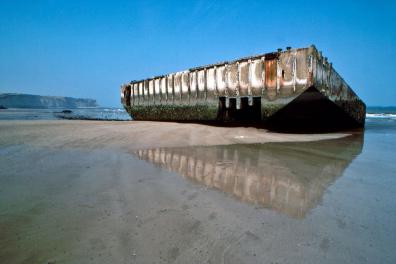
[121,46,365,130]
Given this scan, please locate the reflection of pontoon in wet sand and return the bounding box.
[121,45,365,130]
[134,135,363,218]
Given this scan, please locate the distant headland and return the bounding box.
[0,93,98,108]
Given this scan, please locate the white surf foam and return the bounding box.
[366,113,396,120]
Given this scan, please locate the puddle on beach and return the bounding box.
[133,134,364,218]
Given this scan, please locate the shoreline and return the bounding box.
[0,120,352,151]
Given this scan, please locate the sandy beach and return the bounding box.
[0,120,350,150]
[1,120,395,263]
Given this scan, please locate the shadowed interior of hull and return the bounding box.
[263,87,364,132]
[176,87,364,133]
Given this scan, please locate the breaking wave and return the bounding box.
[366,113,396,120]
[54,107,132,121]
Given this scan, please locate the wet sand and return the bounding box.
[1,120,395,263]
[0,120,349,149]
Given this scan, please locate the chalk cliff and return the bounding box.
[0,93,98,108]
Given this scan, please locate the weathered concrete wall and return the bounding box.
[121,45,365,127]
[123,47,314,106]
[312,49,366,125]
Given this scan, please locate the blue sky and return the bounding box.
[0,0,395,107]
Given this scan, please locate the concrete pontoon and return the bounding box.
[121,45,365,130]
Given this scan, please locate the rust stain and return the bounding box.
[265,59,277,89]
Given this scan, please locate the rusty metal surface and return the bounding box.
[120,45,366,128]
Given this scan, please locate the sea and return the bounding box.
[0,106,395,122]
[0,107,132,121]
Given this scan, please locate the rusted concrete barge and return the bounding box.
[121,45,365,130]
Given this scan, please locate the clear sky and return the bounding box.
[0,0,395,107]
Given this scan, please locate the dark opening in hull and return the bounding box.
[265,87,364,132]
[217,97,262,123]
